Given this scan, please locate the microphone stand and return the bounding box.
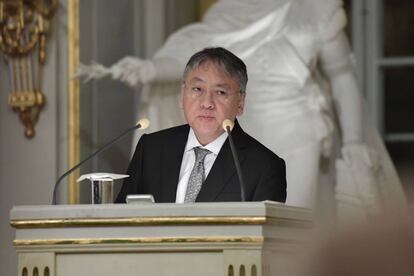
[224,121,246,202]
[52,120,148,205]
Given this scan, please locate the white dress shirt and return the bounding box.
[175,128,228,203]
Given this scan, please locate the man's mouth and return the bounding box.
[198,115,215,121]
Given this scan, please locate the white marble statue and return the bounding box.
[75,0,408,220]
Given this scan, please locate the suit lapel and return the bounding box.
[196,121,247,202]
[160,125,189,202]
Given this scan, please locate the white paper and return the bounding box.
[77,172,129,182]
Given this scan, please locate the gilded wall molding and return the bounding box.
[67,0,79,204]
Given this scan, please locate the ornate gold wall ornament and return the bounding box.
[0,0,58,138]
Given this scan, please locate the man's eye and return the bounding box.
[216,90,228,96]
[192,87,202,92]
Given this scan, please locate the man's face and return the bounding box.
[181,61,245,145]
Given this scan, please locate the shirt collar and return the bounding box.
[185,128,228,155]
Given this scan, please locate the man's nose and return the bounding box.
[199,90,215,109]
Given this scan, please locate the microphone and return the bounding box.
[222,119,246,202]
[52,118,150,205]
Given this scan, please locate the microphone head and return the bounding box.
[222,119,234,131]
[136,118,150,129]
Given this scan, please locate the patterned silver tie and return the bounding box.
[184,147,211,203]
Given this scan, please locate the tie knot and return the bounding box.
[193,147,211,163]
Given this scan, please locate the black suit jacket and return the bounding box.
[115,121,286,203]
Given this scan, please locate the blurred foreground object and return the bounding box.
[306,215,414,276]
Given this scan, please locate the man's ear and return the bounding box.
[237,93,246,116]
[180,84,185,109]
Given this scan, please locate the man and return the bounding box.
[115,47,286,203]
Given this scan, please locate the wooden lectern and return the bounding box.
[10,201,312,276]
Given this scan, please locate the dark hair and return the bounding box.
[183,47,248,93]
